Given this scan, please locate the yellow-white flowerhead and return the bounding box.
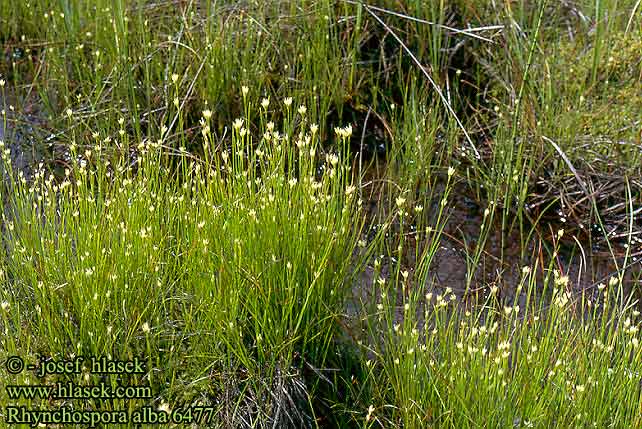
[171,73,179,84]
[241,85,249,96]
[297,105,307,116]
[202,110,212,119]
[366,405,375,422]
[554,272,569,288]
[334,125,353,139]
[233,118,244,130]
[327,153,339,166]
[284,97,293,107]
[261,98,269,109]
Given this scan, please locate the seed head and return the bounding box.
[366,405,375,422]
[327,153,339,166]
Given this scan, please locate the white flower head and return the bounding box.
[334,125,353,139]
[366,405,375,422]
[327,153,339,166]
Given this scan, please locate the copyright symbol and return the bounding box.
[6,356,24,374]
